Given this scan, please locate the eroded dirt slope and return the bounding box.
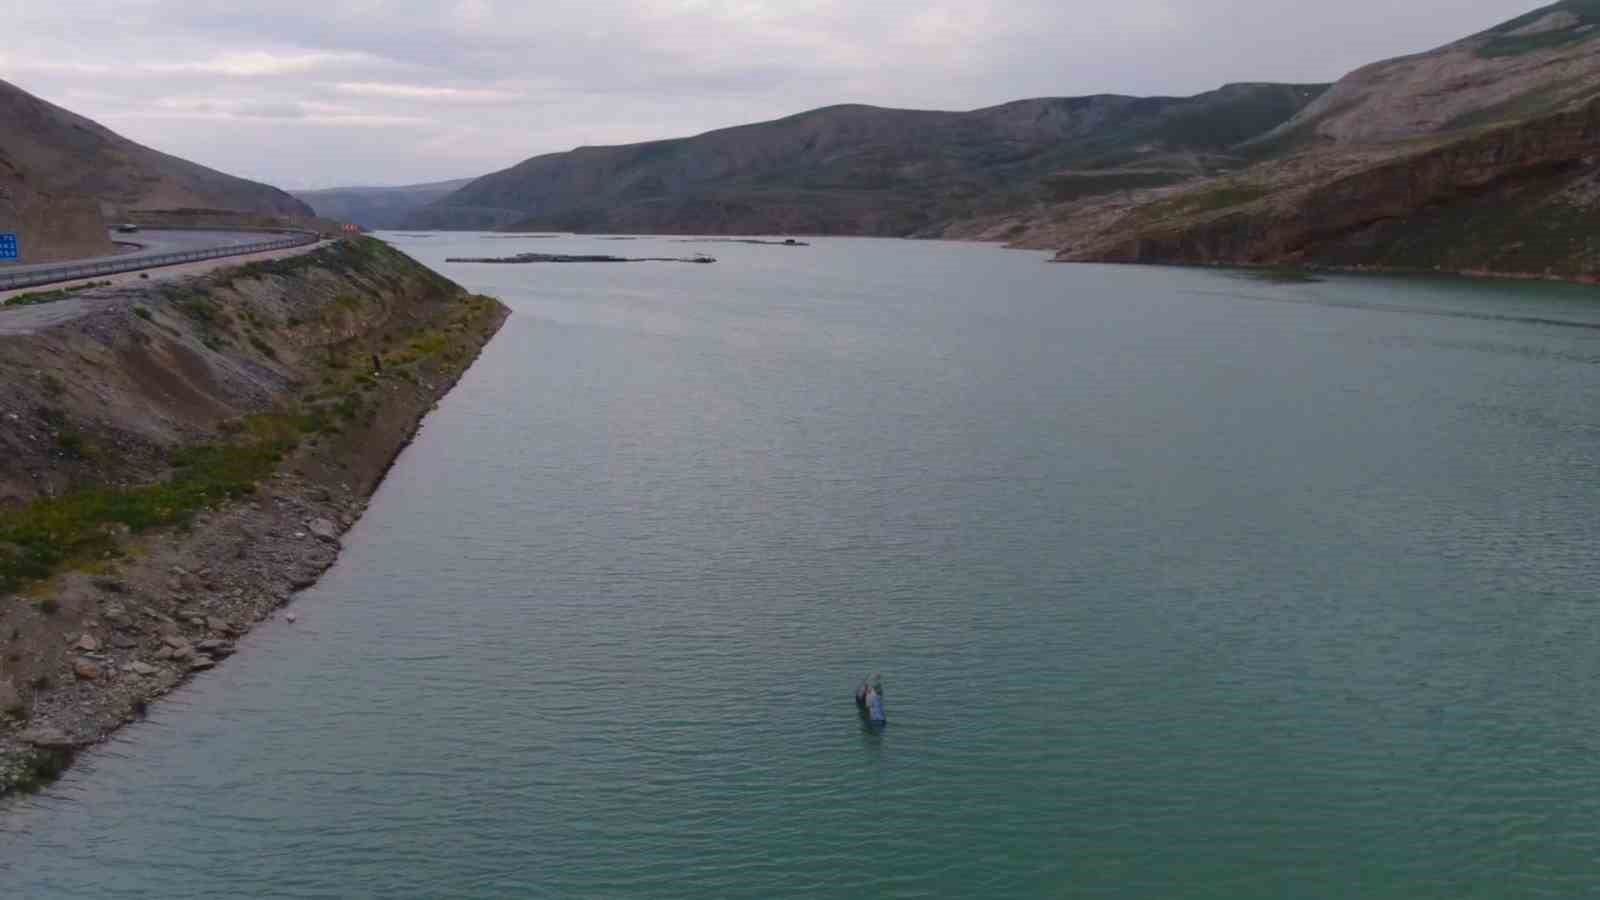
[0,238,508,794]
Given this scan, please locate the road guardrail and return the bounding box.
[0,230,320,292]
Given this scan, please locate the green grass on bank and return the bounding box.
[3,282,112,308]
[0,414,307,594]
[0,289,503,596]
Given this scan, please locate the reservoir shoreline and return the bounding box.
[0,239,509,797]
[1041,254,1600,287]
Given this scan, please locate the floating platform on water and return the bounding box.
[678,238,810,247]
[445,253,716,264]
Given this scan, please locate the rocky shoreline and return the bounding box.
[0,473,358,792]
[0,239,510,797]
[0,351,504,797]
[1044,255,1600,290]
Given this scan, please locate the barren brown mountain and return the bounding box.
[0,78,314,265]
[408,83,1329,235]
[0,79,311,219]
[408,1,1600,281]
[972,0,1600,280]
[0,157,114,265]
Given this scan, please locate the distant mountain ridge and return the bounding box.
[294,179,474,230]
[399,0,1600,285]
[407,83,1328,234]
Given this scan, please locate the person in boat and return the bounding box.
[854,674,876,706]
[856,674,886,724]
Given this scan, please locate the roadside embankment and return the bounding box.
[0,239,333,325]
[0,237,508,795]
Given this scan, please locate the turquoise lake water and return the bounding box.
[4,235,1600,897]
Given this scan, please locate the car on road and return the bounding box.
[115,223,140,233]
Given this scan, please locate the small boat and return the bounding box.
[854,675,886,726]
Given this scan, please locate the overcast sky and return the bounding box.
[0,0,1548,189]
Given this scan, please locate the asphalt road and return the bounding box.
[0,237,331,336]
[1,229,267,275]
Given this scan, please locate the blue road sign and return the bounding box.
[0,233,17,261]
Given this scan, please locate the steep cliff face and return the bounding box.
[1057,98,1600,278]
[410,84,1326,235]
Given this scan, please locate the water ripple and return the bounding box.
[4,238,1600,898]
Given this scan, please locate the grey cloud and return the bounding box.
[2,0,1551,188]
[233,101,309,119]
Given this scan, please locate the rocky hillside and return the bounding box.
[0,79,314,221]
[408,83,1327,235]
[1045,99,1600,277]
[0,238,508,793]
[0,156,114,265]
[408,1,1600,278]
[1250,0,1600,151]
[294,179,474,230]
[965,1,1600,280]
